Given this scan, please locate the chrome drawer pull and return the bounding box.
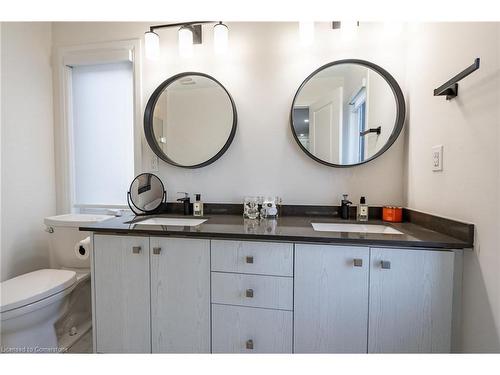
[132,246,142,254]
[245,289,254,298]
[245,256,254,264]
[353,258,363,267]
[381,260,391,269]
[246,339,254,350]
[153,247,162,255]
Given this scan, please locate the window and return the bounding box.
[56,41,141,213]
[71,62,134,207]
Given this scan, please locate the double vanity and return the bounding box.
[82,57,473,353]
[82,209,473,354]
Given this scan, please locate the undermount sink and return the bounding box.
[135,218,207,227]
[311,223,403,235]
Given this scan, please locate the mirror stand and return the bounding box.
[127,190,166,216]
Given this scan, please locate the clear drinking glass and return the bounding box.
[244,196,260,220]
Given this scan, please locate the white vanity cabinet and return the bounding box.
[210,240,294,353]
[368,248,455,353]
[293,244,457,353]
[92,234,459,354]
[93,235,151,353]
[294,244,370,353]
[92,235,210,353]
[150,237,211,353]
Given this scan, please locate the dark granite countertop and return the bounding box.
[80,213,473,250]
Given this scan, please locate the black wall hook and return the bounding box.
[434,58,480,100]
[360,126,381,137]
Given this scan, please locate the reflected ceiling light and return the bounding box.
[299,22,315,46]
[178,25,194,58]
[213,22,229,54]
[144,31,160,61]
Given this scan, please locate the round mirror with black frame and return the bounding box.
[144,72,237,169]
[290,59,405,168]
[127,173,166,215]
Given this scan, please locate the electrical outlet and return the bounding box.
[432,145,443,172]
[150,155,159,172]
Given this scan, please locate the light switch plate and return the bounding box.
[432,145,443,172]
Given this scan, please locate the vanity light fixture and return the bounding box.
[213,22,229,54]
[178,25,194,58]
[299,21,315,46]
[340,20,359,41]
[331,21,360,30]
[144,31,160,60]
[144,21,229,60]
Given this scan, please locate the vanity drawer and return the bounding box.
[211,304,293,353]
[211,240,293,276]
[211,272,293,310]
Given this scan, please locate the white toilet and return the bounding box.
[0,214,113,353]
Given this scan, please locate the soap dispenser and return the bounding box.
[193,194,204,217]
[358,196,369,222]
[340,194,352,220]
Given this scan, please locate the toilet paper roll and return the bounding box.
[75,236,91,260]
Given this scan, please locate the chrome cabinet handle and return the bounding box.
[246,339,254,350]
[381,260,391,269]
[353,258,363,267]
[132,246,142,254]
[245,256,254,264]
[153,247,162,255]
[245,289,254,298]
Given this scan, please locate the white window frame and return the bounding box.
[55,40,143,213]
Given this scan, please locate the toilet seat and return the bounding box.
[1,269,77,315]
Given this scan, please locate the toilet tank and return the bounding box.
[44,214,114,269]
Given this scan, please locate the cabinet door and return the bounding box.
[93,235,151,353]
[150,237,210,353]
[212,304,293,353]
[368,248,454,353]
[294,244,369,353]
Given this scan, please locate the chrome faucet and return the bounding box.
[340,194,352,220]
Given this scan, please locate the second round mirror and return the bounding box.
[291,60,405,167]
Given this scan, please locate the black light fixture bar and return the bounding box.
[149,21,215,32]
[148,21,217,45]
[331,21,359,29]
[434,58,480,100]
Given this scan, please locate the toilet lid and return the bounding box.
[0,269,77,313]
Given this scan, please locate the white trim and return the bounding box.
[63,49,133,67]
[54,39,143,214]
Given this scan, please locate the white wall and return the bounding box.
[52,22,408,206]
[0,23,56,281]
[405,22,500,352]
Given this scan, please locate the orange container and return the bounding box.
[383,206,403,222]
